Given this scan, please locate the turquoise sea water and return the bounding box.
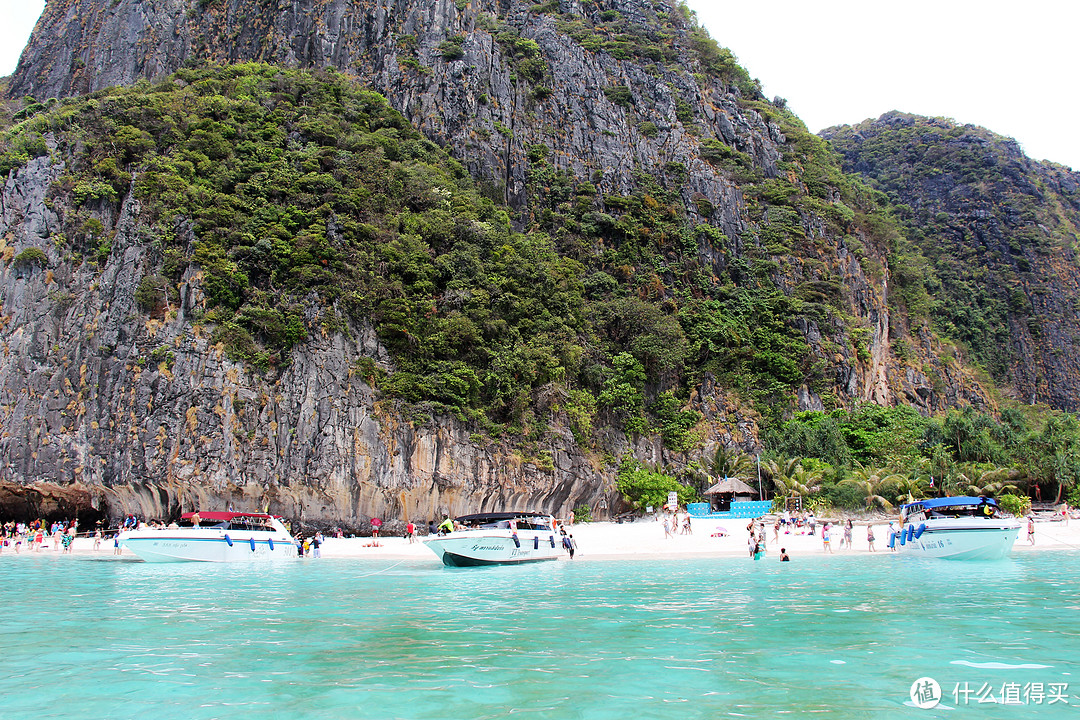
[2,551,1078,719]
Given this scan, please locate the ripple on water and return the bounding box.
[0,553,1077,717]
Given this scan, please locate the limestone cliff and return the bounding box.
[0,1,990,526]
[824,113,1080,410]
[0,148,628,528]
[11,0,778,219]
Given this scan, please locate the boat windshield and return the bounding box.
[514,518,552,531]
[926,505,994,519]
[457,515,552,532]
[902,497,999,520]
[179,517,278,532]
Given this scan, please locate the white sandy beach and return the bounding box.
[6,515,1079,562]
[321,515,1080,561]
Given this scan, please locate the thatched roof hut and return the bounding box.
[703,477,759,498]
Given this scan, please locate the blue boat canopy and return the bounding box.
[902,496,998,511]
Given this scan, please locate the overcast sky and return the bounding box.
[2,0,1078,169]
[683,0,1079,170]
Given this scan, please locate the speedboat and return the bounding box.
[890,496,1021,560]
[424,512,562,566]
[119,511,298,562]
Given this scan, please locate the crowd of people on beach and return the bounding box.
[662,511,693,538]
[738,511,891,560]
[0,518,100,554]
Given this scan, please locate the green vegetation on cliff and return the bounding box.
[547,1,760,96]
[0,63,838,446]
[824,113,1080,398]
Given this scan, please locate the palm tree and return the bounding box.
[960,464,1025,497]
[893,475,931,506]
[764,457,821,504]
[689,445,757,495]
[842,462,905,512]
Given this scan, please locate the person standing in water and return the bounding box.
[562,534,577,559]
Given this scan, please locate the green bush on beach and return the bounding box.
[996,494,1031,518]
[616,457,697,511]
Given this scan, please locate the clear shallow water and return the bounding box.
[2,552,1079,719]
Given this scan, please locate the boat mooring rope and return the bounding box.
[353,559,408,577]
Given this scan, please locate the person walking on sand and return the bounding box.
[663,516,672,539]
[843,519,853,550]
[562,533,577,559]
[867,523,876,552]
[370,517,382,546]
[406,521,416,543]
[1028,516,1035,545]
[807,511,816,537]
[822,523,833,553]
[773,518,780,543]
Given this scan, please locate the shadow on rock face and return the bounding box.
[0,479,108,526]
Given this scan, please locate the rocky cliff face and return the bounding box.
[0,152,612,528]
[11,0,777,219]
[0,1,990,525]
[823,112,1080,410]
[0,125,768,529]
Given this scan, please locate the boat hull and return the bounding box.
[897,520,1021,560]
[424,531,561,566]
[120,531,297,562]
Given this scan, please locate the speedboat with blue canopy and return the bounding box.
[890,496,1021,560]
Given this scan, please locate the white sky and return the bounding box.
[2,0,1078,169]
[684,0,1080,170]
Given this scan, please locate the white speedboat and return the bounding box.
[890,496,1021,560]
[424,512,562,566]
[119,511,297,562]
